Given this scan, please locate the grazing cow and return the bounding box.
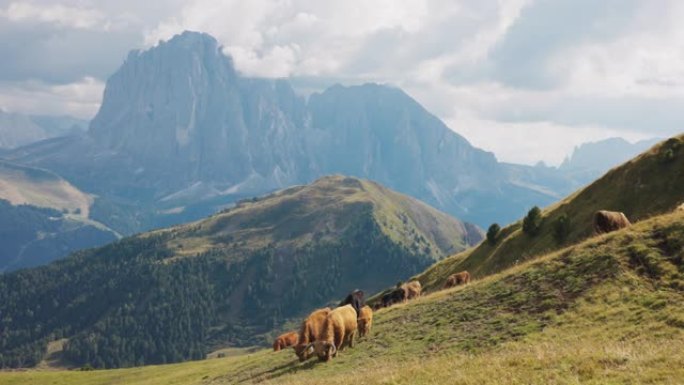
[293,307,331,362]
[313,305,357,362]
[401,280,422,300]
[443,271,471,289]
[381,287,406,308]
[340,289,365,319]
[593,210,631,235]
[273,331,298,352]
[357,306,373,337]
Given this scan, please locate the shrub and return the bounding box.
[523,207,543,236]
[553,214,571,244]
[487,223,501,245]
[660,138,681,163]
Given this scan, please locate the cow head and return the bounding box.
[313,341,337,362]
[294,343,315,362]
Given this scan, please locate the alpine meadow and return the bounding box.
[1,2,683,385]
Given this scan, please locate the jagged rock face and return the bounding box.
[89,31,310,196]
[86,31,504,210]
[307,84,504,217]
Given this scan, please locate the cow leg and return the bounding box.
[335,332,344,354]
[348,330,355,348]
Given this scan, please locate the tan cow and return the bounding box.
[444,271,471,289]
[313,305,357,362]
[357,306,373,337]
[401,280,422,300]
[273,331,298,351]
[293,307,331,362]
[593,210,631,235]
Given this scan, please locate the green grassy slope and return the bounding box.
[3,209,682,384]
[416,134,684,292]
[156,175,481,261]
[0,175,480,369]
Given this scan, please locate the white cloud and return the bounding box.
[0,77,104,118]
[549,1,684,99]
[0,2,110,30]
[144,0,431,77]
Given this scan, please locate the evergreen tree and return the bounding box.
[486,223,501,245]
[523,207,543,236]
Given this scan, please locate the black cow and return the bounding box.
[381,287,405,308]
[340,289,364,319]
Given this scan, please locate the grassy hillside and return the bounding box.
[154,175,481,261]
[0,160,92,216]
[416,134,684,291]
[0,175,480,369]
[3,209,682,384]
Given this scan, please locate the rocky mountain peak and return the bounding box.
[87,31,308,194]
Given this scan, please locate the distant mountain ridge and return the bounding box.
[0,111,87,149]
[558,137,661,186]
[0,175,482,368]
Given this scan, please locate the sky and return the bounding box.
[1,0,682,166]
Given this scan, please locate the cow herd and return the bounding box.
[271,275,471,363]
[271,289,376,363]
[271,210,638,363]
[285,304,372,363]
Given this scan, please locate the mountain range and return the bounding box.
[2,31,559,235]
[0,30,662,272]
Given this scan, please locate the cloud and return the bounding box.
[144,0,432,78]
[1,0,683,165]
[0,77,104,118]
[0,1,109,30]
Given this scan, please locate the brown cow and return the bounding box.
[313,305,357,362]
[401,280,422,300]
[593,210,631,234]
[293,307,331,362]
[272,331,298,351]
[357,306,373,337]
[444,271,471,289]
